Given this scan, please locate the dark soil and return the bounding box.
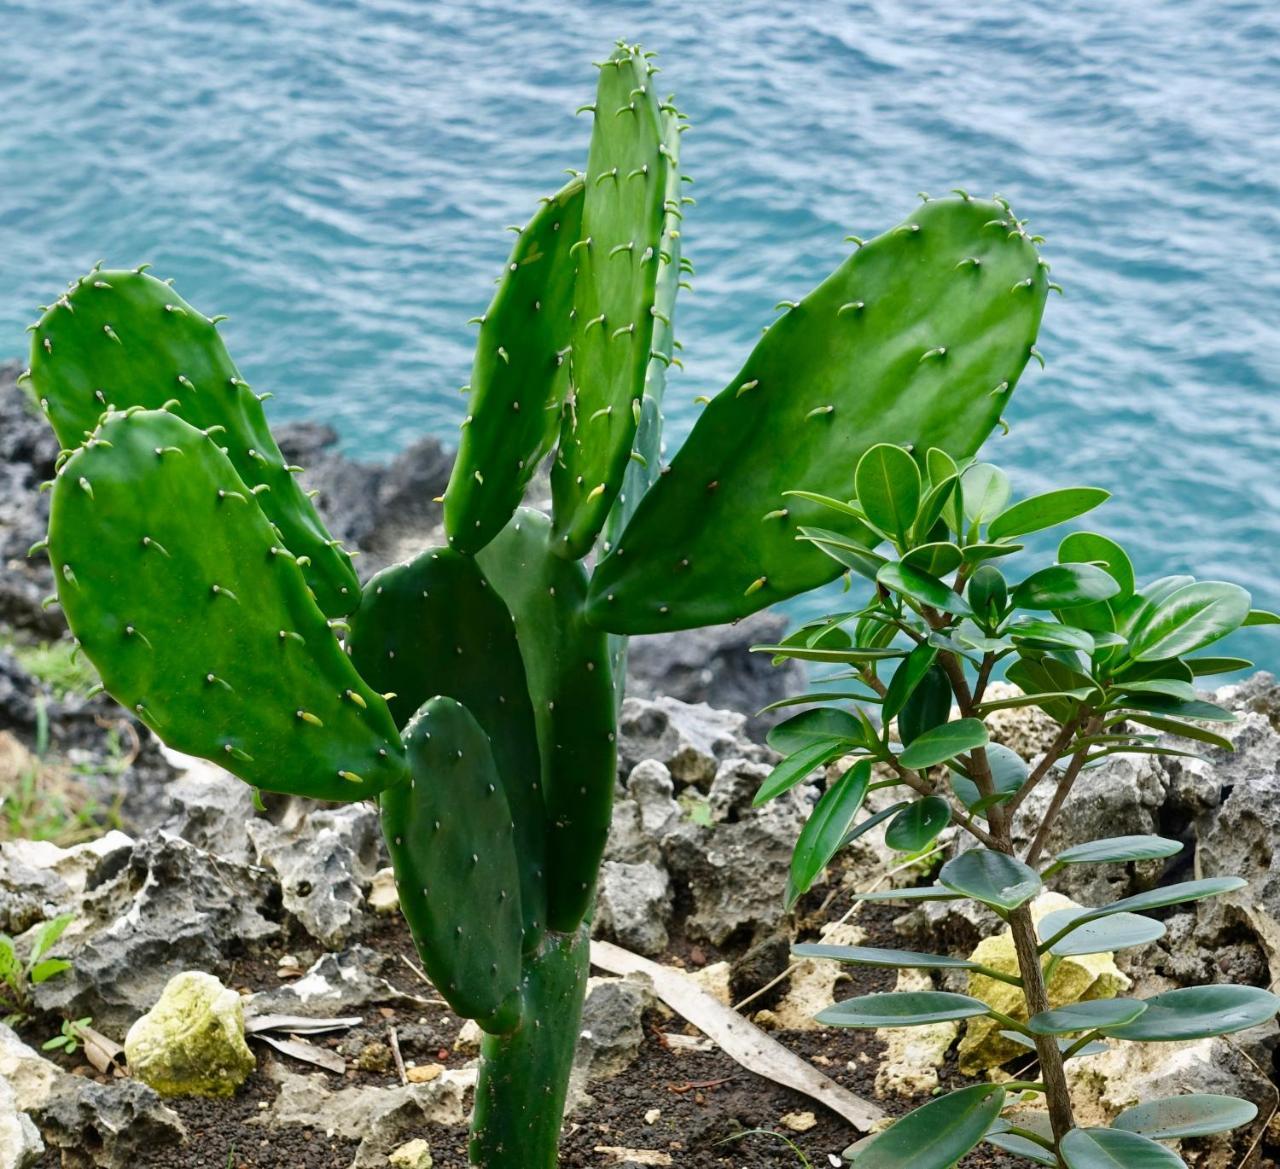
[24,905,1033,1168]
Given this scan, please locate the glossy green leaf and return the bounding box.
[1013,564,1121,611]
[1007,619,1097,653]
[1060,1126,1186,1169]
[897,663,952,746]
[793,943,1008,978]
[29,958,72,985]
[752,643,905,665]
[798,526,888,581]
[753,739,851,806]
[1103,984,1280,1041]
[899,718,988,769]
[1185,656,1253,677]
[855,444,921,547]
[784,490,864,521]
[818,990,991,1028]
[1041,878,1246,951]
[961,542,1023,564]
[1244,608,1280,627]
[1115,694,1235,722]
[756,689,881,715]
[1038,907,1166,956]
[967,565,1008,624]
[877,561,972,617]
[989,487,1110,541]
[1059,532,1136,602]
[1027,998,1148,1035]
[840,801,910,849]
[962,464,1011,523]
[985,1130,1057,1166]
[1129,582,1252,662]
[914,475,960,543]
[1050,835,1183,868]
[882,643,940,722]
[768,708,865,754]
[787,761,871,907]
[847,1084,1006,1169]
[1112,1094,1258,1140]
[849,885,963,904]
[940,848,1042,912]
[1114,678,1199,702]
[902,541,964,578]
[884,797,952,852]
[1126,715,1234,751]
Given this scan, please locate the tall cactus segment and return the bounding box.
[29,269,360,617]
[444,178,586,555]
[586,196,1050,634]
[347,548,548,947]
[47,409,406,802]
[550,44,678,560]
[384,697,526,1033]
[476,509,615,933]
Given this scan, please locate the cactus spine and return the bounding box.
[29,42,1049,1169]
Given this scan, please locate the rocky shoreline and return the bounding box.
[3,360,1280,1168]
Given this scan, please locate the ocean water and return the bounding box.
[2,0,1277,668]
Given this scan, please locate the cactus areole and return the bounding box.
[27,42,1049,1169]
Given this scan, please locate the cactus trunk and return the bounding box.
[469,925,590,1169]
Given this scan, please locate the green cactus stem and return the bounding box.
[47,408,405,801]
[477,509,615,934]
[550,43,676,560]
[382,697,525,1033]
[469,924,590,1169]
[29,268,360,617]
[586,196,1050,634]
[348,547,548,949]
[445,178,585,555]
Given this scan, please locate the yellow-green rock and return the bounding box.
[958,892,1130,1074]
[124,971,255,1097]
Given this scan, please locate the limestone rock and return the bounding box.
[34,1077,184,1169]
[594,861,672,956]
[618,696,760,788]
[874,969,959,1098]
[124,971,255,1098]
[0,1075,42,1169]
[368,866,400,914]
[388,1138,433,1168]
[959,892,1130,1074]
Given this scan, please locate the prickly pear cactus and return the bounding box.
[477,509,615,933]
[550,44,679,560]
[29,269,360,617]
[47,408,405,801]
[586,195,1050,633]
[444,178,585,555]
[348,547,548,948]
[383,697,525,1033]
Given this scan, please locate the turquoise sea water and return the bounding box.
[2,1,1277,666]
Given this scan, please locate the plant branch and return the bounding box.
[1023,718,1103,866]
[1004,713,1087,818]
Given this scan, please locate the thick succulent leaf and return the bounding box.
[1012,563,1121,610]
[768,707,865,754]
[1060,1127,1187,1169]
[1038,909,1166,957]
[793,943,997,975]
[989,487,1110,541]
[883,797,952,852]
[939,849,1042,912]
[881,643,939,722]
[961,463,1011,523]
[897,663,953,745]
[855,443,921,546]
[1102,985,1280,1041]
[950,743,1028,812]
[1026,998,1148,1035]
[754,740,852,806]
[878,561,972,616]
[1112,1094,1257,1140]
[1128,582,1252,661]
[848,1084,1006,1169]
[1047,835,1182,871]
[817,990,991,1028]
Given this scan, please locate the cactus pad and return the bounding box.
[29,268,360,617]
[347,547,547,946]
[47,409,406,802]
[550,44,677,560]
[445,178,585,555]
[383,696,525,1032]
[587,195,1050,633]
[477,509,615,932]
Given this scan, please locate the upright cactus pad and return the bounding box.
[550,44,678,560]
[47,409,406,801]
[445,178,585,555]
[477,509,615,933]
[587,196,1050,633]
[347,547,547,946]
[29,269,360,617]
[383,697,525,1033]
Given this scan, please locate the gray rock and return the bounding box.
[35,1078,184,1169]
[594,861,672,956]
[573,976,654,1087]
[247,946,432,1017]
[0,1075,42,1169]
[0,1025,61,1114]
[161,757,258,864]
[31,834,279,1034]
[618,696,762,788]
[625,611,806,740]
[625,760,679,836]
[257,1065,469,1168]
[247,802,383,947]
